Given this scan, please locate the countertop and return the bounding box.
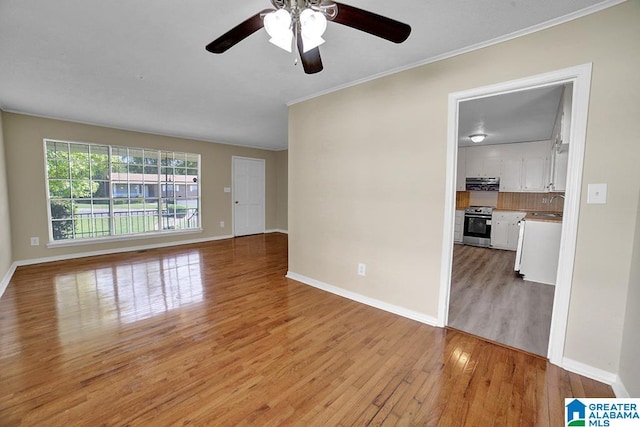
[492,208,563,222]
[523,212,563,223]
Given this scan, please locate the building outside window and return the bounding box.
[45,139,201,242]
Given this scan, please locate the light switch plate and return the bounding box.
[224,187,231,193]
[587,183,607,204]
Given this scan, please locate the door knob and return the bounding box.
[235,201,239,204]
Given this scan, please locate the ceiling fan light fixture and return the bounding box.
[469,134,487,143]
[264,9,293,52]
[300,8,327,53]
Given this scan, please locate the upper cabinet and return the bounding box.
[465,146,501,178]
[463,141,550,193]
[503,142,549,192]
[549,84,572,192]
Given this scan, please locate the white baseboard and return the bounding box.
[14,234,235,268]
[266,229,288,234]
[0,262,18,299]
[286,271,439,327]
[612,376,631,398]
[562,357,618,386]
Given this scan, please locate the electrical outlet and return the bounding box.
[357,263,366,276]
[30,237,39,246]
[219,221,225,228]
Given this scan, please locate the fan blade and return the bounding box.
[206,9,274,54]
[331,2,411,43]
[297,31,323,74]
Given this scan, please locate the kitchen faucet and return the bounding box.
[550,194,565,203]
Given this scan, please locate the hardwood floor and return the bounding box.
[0,233,612,425]
[448,244,555,357]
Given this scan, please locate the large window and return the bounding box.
[45,139,200,243]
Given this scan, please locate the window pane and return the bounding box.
[49,180,71,198]
[112,147,128,163]
[90,145,109,180]
[51,220,74,240]
[113,200,131,235]
[50,201,72,219]
[113,183,128,198]
[70,145,90,180]
[92,181,110,198]
[144,165,158,175]
[72,180,94,199]
[47,160,70,180]
[144,183,158,198]
[129,149,144,173]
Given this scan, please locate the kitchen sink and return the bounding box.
[530,212,563,218]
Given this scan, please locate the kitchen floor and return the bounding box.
[448,244,554,357]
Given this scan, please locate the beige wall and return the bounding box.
[276,149,288,231]
[3,113,286,261]
[0,111,13,281]
[289,2,640,375]
[619,191,640,397]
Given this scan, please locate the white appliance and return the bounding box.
[515,219,562,285]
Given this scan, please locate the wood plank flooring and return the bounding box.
[0,233,613,425]
[448,244,555,356]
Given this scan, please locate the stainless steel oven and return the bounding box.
[463,206,493,247]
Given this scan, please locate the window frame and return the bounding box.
[43,138,202,247]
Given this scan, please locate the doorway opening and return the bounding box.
[438,64,593,365]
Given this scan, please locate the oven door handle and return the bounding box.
[465,214,492,219]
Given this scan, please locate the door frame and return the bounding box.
[232,156,266,237]
[438,63,593,366]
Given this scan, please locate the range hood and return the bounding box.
[466,177,500,191]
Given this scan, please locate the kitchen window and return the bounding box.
[44,139,201,244]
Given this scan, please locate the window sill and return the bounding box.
[46,228,203,248]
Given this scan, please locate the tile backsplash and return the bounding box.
[455,191,564,212]
[497,192,564,212]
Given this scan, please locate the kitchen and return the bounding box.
[448,83,571,357]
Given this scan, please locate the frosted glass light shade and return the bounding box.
[264,9,293,52]
[469,134,487,143]
[300,8,327,53]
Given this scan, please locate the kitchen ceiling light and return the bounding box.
[469,134,487,143]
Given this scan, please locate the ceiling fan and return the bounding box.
[205,0,411,74]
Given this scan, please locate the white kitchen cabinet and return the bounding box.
[517,219,562,285]
[491,211,526,251]
[465,146,501,178]
[456,147,467,191]
[454,210,464,243]
[522,156,548,191]
[549,144,569,192]
[466,156,501,178]
[496,143,549,192]
[499,158,523,191]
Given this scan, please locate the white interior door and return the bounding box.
[232,157,265,237]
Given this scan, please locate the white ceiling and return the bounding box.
[0,0,615,151]
[458,84,565,147]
